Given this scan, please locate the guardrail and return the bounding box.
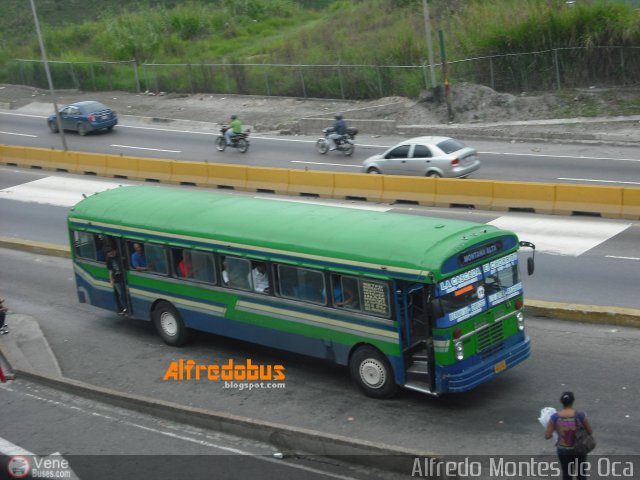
[2,144,638,219]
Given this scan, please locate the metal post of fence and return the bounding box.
[338,60,344,100]
[223,61,231,93]
[90,63,96,91]
[142,64,149,92]
[262,62,271,96]
[375,66,383,98]
[298,67,307,98]
[132,60,141,93]
[107,62,113,90]
[553,48,561,90]
[489,56,495,91]
[187,64,194,94]
[620,47,625,85]
[70,62,79,90]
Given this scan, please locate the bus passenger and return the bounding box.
[251,262,270,294]
[131,243,148,271]
[106,247,128,315]
[178,251,193,278]
[221,260,229,285]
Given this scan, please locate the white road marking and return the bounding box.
[255,195,392,211]
[0,176,129,207]
[557,177,640,185]
[606,255,640,261]
[488,215,631,256]
[0,131,38,137]
[482,151,640,163]
[290,160,361,168]
[111,144,181,153]
[0,384,360,480]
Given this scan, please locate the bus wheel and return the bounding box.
[349,346,397,399]
[153,301,188,347]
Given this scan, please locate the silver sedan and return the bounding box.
[362,136,480,178]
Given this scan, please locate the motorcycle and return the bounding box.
[316,127,358,156]
[215,126,251,153]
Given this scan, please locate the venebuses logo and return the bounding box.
[6,456,30,479]
[163,358,285,382]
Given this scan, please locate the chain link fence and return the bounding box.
[8,46,640,99]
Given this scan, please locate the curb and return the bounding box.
[2,237,638,327]
[3,366,441,476]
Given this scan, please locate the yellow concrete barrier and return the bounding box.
[381,176,435,205]
[171,161,209,186]
[246,166,289,194]
[205,163,248,190]
[49,149,78,172]
[287,170,335,197]
[554,184,622,218]
[621,187,640,220]
[23,147,58,170]
[434,179,494,209]
[137,157,173,182]
[333,172,384,202]
[1,145,27,167]
[76,152,108,176]
[492,181,555,214]
[106,155,139,179]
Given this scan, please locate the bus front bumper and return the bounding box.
[439,335,531,393]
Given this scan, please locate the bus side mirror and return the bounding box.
[527,257,535,276]
[519,241,536,276]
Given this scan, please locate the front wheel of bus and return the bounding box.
[349,346,397,399]
[153,301,188,347]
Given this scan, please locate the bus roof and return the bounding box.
[68,186,518,280]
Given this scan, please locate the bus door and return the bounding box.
[108,237,134,316]
[399,283,435,393]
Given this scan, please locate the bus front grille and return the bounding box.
[476,321,504,358]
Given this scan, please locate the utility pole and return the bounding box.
[438,29,454,123]
[30,0,67,151]
[422,0,438,95]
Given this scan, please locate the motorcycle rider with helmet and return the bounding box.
[225,114,242,146]
[327,114,347,151]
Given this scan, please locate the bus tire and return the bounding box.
[153,301,188,347]
[349,346,397,399]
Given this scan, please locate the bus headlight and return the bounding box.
[454,341,464,361]
[516,311,525,331]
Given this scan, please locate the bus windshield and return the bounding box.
[434,253,522,327]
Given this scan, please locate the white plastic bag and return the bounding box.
[539,406,558,442]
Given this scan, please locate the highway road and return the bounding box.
[0,247,639,460]
[1,167,639,309]
[2,110,640,185]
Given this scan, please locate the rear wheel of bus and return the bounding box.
[349,345,397,399]
[153,301,188,347]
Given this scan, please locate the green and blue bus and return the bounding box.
[68,185,535,397]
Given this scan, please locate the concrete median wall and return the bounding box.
[1,144,638,220]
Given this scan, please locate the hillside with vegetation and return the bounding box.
[1,0,639,99]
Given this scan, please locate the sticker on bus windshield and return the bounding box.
[437,267,482,296]
[482,252,518,276]
[487,282,523,307]
[441,298,486,326]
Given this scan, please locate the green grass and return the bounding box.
[1,0,639,98]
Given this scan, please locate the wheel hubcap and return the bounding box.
[359,359,386,389]
[160,311,178,336]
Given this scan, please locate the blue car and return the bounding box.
[48,100,118,136]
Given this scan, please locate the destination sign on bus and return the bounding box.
[458,240,503,267]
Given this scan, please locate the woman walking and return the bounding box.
[545,391,594,480]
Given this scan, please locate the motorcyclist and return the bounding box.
[327,114,347,151]
[225,114,242,146]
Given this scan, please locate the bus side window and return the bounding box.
[332,275,361,311]
[191,250,216,284]
[73,231,103,261]
[145,244,169,275]
[221,255,251,291]
[277,265,326,305]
